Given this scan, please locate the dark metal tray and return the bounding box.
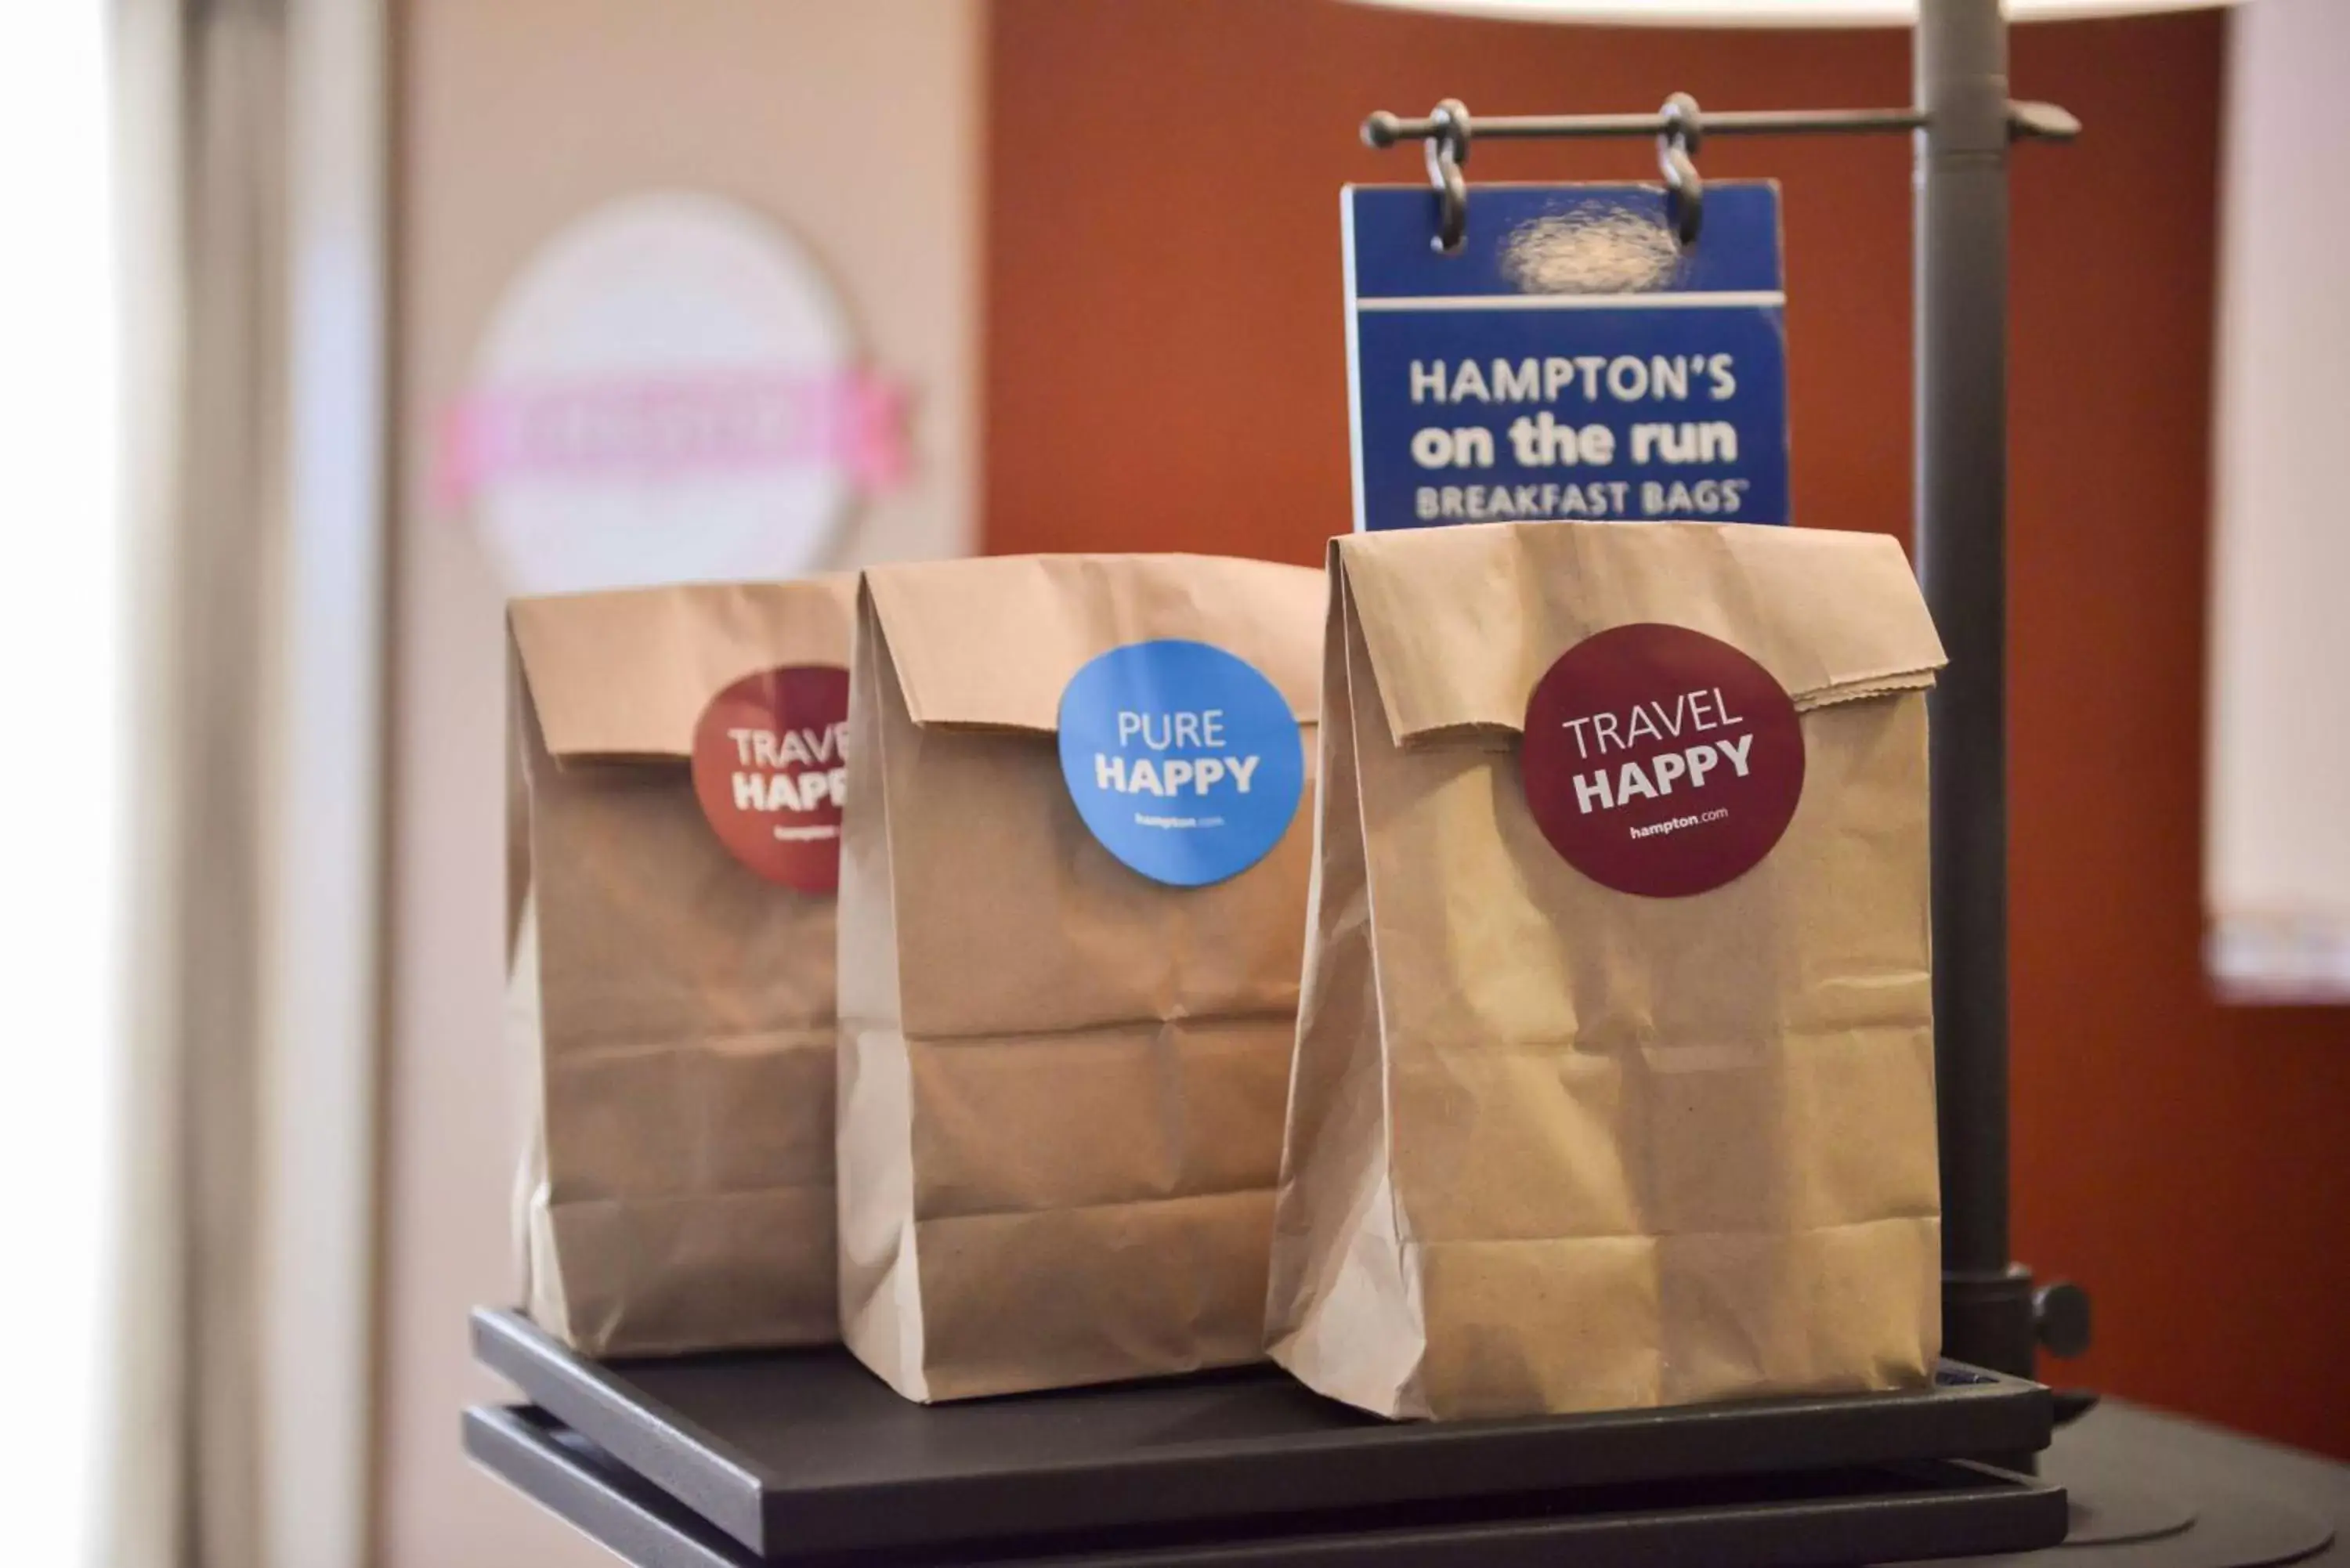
[466,1403,2068,1568]
[473,1307,2054,1559]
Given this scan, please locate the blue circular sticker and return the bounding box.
[1057,639,1305,888]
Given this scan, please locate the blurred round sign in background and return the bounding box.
[439,191,906,595]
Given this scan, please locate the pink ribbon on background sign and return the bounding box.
[430,366,910,511]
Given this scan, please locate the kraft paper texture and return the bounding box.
[837,554,1325,1402]
[508,577,855,1358]
[1266,522,1950,1420]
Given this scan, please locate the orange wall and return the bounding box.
[985,0,2350,1455]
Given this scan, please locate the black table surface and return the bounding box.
[470,1396,2349,1568]
[472,1400,2350,1568]
[472,1402,2074,1568]
[467,1297,2348,1568]
[470,1308,2058,1559]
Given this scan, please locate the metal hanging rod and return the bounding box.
[1362,101,2081,146]
[1363,91,2079,254]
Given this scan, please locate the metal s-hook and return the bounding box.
[1368,90,1714,253]
[1425,99,1471,255]
[1658,92,1703,247]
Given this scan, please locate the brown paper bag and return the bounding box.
[1267,521,1948,1420]
[509,577,855,1357]
[837,553,1325,1402]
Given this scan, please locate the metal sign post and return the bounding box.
[1915,0,2037,1385]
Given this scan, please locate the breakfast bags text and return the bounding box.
[837,554,1323,1402]
[1267,522,1947,1420]
[509,580,855,1357]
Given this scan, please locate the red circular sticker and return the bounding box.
[690,665,851,893]
[1520,623,1803,898]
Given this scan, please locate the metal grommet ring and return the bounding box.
[1425,98,1471,255]
[1658,91,1704,247]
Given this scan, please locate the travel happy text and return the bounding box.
[1562,685,1752,815]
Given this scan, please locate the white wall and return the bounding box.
[2206,0,2350,1001]
[377,5,982,1563]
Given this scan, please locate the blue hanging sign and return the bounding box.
[1057,640,1305,889]
[1344,182,1789,533]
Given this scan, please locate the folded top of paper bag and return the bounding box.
[1336,522,1947,746]
[864,553,1325,733]
[510,576,859,761]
